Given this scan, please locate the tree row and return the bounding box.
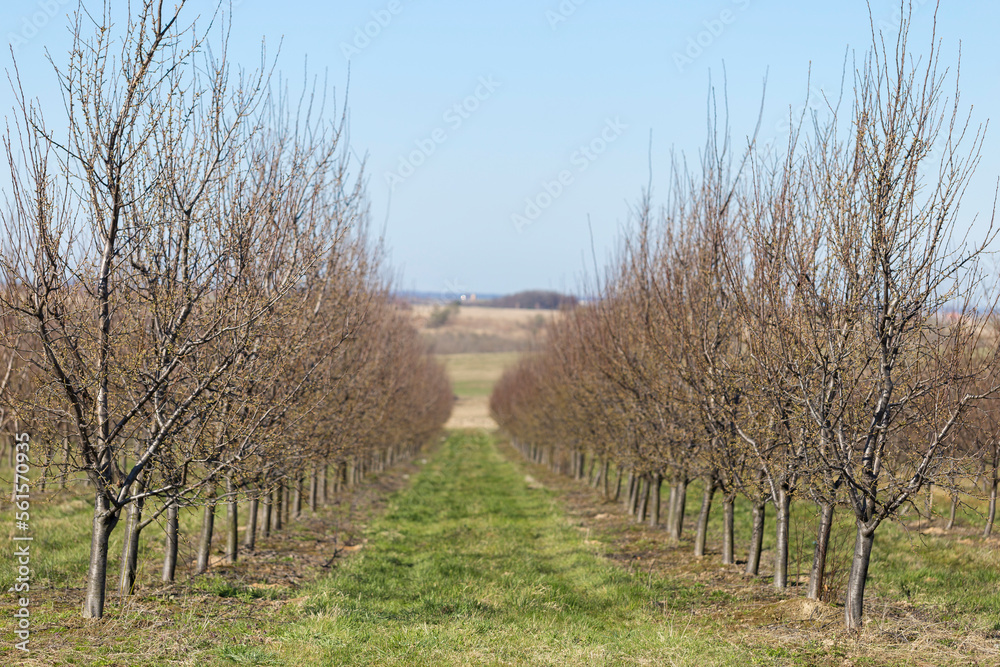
[0,1,452,619]
[491,7,1000,631]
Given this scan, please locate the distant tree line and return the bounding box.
[476,291,577,310]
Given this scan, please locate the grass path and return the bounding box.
[240,433,763,666]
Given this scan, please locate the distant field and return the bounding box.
[409,304,557,354]
[404,303,554,429]
[442,352,522,398]
[439,352,523,429]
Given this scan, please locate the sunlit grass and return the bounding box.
[254,432,762,666]
[2,436,996,665]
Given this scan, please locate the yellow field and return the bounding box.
[409,304,557,354]
[410,304,557,334]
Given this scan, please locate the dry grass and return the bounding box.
[409,304,558,354]
[445,397,497,430]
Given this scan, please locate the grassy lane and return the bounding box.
[240,433,766,666]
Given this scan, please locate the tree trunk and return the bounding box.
[923,482,933,528]
[694,478,716,558]
[61,432,70,489]
[118,472,146,597]
[666,477,677,535]
[807,501,835,600]
[669,474,688,543]
[602,461,611,499]
[162,499,178,583]
[774,486,791,589]
[625,471,636,514]
[293,476,303,520]
[637,475,651,523]
[196,493,216,574]
[946,493,958,530]
[649,473,662,528]
[226,477,238,564]
[262,492,272,538]
[320,464,328,505]
[587,456,597,486]
[284,480,292,524]
[746,501,766,576]
[985,476,998,539]
[83,491,119,618]
[309,467,319,513]
[722,496,735,565]
[845,524,876,631]
[272,484,283,531]
[244,496,258,551]
[630,474,642,517]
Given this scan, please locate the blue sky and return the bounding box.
[3,0,999,295]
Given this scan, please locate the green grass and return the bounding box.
[245,432,767,666]
[669,475,1000,627]
[4,435,997,665]
[0,466,338,665]
[448,378,496,398]
[0,475,275,598]
[868,520,1000,624]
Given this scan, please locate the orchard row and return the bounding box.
[492,10,999,631]
[0,2,451,619]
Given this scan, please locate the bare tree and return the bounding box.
[0,1,337,617]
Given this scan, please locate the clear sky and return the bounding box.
[3,1,999,295]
